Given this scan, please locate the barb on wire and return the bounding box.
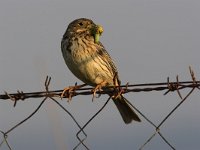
[0,76,89,150]
[138,67,199,150]
[0,67,199,150]
[175,76,183,100]
[3,76,53,135]
[1,82,200,103]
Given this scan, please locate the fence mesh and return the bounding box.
[0,67,199,150]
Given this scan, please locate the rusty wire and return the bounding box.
[0,67,199,150]
[1,81,199,103]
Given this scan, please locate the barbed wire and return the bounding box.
[0,67,199,150]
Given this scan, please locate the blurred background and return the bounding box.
[0,0,200,150]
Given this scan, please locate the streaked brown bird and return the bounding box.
[61,18,141,124]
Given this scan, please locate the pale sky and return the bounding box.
[0,0,200,150]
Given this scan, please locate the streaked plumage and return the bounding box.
[61,18,141,124]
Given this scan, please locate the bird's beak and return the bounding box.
[91,24,104,43]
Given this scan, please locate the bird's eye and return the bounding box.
[78,22,84,26]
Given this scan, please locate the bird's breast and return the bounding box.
[63,38,114,86]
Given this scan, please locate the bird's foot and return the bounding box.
[112,82,128,99]
[91,81,107,101]
[112,87,124,99]
[61,83,86,102]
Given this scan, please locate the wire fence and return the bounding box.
[0,67,199,150]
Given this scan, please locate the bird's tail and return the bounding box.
[113,95,141,124]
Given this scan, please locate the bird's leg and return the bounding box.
[112,85,124,99]
[112,72,123,99]
[91,81,107,101]
[61,83,87,102]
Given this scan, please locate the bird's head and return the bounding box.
[65,18,103,43]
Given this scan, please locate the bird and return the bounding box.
[61,18,141,124]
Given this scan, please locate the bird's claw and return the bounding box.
[61,84,86,102]
[61,86,75,102]
[91,81,107,101]
[91,85,102,101]
[112,88,124,99]
[112,81,126,99]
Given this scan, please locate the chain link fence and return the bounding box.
[0,67,199,150]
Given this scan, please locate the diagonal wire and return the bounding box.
[158,87,195,129]
[4,99,46,135]
[49,97,88,149]
[138,87,195,150]
[158,132,175,150]
[0,67,199,150]
[138,73,198,149]
[74,96,112,150]
[45,76,89,149]
[0,130,12,150]
[3,76,52,135]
